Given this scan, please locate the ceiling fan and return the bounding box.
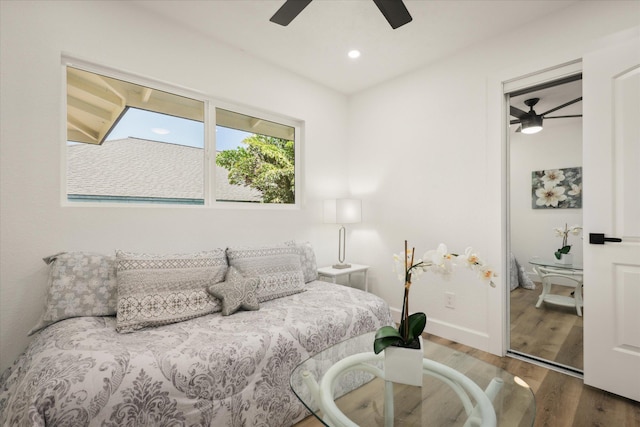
[510,97,582,134]
[270,0,412,29]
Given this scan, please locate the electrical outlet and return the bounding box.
[445,292,456,309]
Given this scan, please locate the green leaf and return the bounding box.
[373,326,402,354]
[554,251,562,260]
[406,312,427,342]
[559,245,571,254]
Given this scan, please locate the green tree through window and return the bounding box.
[216,134,295,203]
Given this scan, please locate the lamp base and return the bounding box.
[332,263,352,269]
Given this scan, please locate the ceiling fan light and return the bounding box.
[521,115,543,134]
[521,125,542,135]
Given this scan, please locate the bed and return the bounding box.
[0,244,393,427]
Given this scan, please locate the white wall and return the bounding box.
[510,120,583,273]
[1,0,638,373]
[346,2,639,354]
[0,1,350,372]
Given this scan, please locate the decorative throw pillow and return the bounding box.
[29,252,118,335]
[115,249,227,333]
[285,240,318,283]
[207,267,259,316]
[226,244,305,302]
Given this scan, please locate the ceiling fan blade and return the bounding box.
[544,115,583,119]
[515,125,522,133]
[510,105,528,119]
[510,119,521,125]
[372,0,412,29]
[540,97,582,117]
[270,0,313,26]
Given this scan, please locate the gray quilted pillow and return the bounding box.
[115,249,227,333]
[207,267,259,316]
[226,244,305,302]
[29,252,118,335]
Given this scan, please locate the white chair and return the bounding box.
[532,266,583,316]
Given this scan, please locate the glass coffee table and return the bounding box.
[290,332,535,427]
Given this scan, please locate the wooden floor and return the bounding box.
[510,284,584,370]
[293,334,640,427]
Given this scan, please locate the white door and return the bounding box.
[583,29,640,402]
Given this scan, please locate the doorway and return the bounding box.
[506,74,584,374]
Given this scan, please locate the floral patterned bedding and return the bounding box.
[0,281,393,427]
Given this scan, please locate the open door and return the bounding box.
[583,29,640,401]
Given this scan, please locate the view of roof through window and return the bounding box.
[65,66,296,205]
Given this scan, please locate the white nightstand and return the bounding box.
[317,264,369,292]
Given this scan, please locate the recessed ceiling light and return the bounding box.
[151,128,170,135]
[348,50,361,59]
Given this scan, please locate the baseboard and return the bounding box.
[389,307,491,352]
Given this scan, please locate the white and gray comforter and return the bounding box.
[0,281,393,427]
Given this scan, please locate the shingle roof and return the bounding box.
[67,137,262,202]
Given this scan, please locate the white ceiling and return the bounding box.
[132,0,580,95]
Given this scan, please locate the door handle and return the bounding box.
[589,233,623,244]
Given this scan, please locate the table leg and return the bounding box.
[384,380,394,427]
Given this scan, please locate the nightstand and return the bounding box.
[317,264,369,292]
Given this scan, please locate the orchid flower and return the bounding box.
[554,223,582,259]
[477,265,497,287]
[375,240,497,355]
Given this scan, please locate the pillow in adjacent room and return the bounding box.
[115,249,227,333]
[29,252,118,335]
[227,244,305,302]
[285,240,318,283]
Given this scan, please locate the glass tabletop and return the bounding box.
[290,332,535,426]
[528,257,583,271]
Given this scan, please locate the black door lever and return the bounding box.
[589,233,623,244]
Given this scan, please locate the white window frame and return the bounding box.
[61,55,302,209]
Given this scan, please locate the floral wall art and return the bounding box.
[532,167,582,209]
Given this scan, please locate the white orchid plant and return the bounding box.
[554,223,582,260]
[374,240,496,354]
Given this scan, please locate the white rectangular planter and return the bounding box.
[383,336,423,386]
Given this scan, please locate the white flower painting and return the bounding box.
[532,167,582,209]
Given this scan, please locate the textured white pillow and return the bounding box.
[285,240,318,283]
[226,244,305,302]
[115,249,227,333]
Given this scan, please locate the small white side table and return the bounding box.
[317,264,369,292]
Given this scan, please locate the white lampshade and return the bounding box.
[324,199,362,224]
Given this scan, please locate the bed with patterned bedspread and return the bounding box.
[0,244,393,427]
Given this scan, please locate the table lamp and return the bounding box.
[324,199,361,269]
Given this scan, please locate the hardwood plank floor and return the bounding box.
[510,284,583,370]
[293,334,640,427]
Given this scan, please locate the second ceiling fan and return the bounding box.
[270,0,413,29]
[510,97,583,134]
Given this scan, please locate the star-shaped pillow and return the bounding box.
[207,267,259,316]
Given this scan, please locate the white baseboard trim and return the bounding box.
[389,307,490,352]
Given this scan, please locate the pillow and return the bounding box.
[207,267,259,316]
[226,244,305,302]
[29,252,118,335]
[115,249,227,333]
[285,240,318,283]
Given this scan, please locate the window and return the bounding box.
[65,62,299,206]
[215,109,295,204]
